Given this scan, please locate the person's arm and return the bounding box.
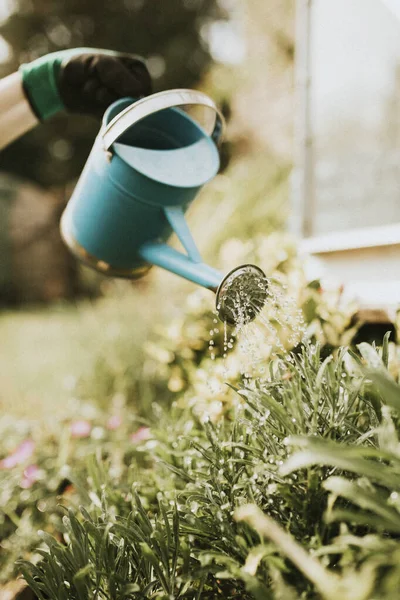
[0,72,38,150]
[0,49,152,152]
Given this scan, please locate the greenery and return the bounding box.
[5,334,400,599]
[1,252,399,598]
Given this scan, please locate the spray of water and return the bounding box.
[207,266,305,397]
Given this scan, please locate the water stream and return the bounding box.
[207,274,305,393]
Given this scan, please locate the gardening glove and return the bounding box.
[19,48,152,121]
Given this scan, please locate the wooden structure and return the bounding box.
[292,0,400,322]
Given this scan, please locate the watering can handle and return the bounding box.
[101,89,225,152]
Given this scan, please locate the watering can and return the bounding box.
[60,89,268,324]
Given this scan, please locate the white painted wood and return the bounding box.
[292,0,400,315]
[301,223,400,254]
[300,241,400,314]
[291,0,315,238]
[381,0,400,22]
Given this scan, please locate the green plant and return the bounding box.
[0,400,157,584]
[19,338,400,599]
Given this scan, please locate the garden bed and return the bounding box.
[2,333,400,598]
[2,240,400,599]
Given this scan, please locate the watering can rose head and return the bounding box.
[216,265,269,326]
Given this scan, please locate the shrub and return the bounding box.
[18,338,400,599]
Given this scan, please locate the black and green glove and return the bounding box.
[19,48,152,121]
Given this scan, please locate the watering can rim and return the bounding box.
[112,121,220,190]
[101,88,225,152]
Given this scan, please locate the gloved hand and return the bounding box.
[19,48,152,121]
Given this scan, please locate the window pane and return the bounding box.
[311,0,400,234]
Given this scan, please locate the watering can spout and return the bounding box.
[139,242,222,291]
[138,241,269,326]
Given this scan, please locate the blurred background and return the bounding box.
[2,0,400,420]
[301,0,400,235]
[0,0,295,418]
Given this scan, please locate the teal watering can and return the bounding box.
[60,90,268,324]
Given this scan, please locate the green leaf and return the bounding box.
[37,530,60,549]
[281,438,400,490]
[122,583,141,594]
[73,564,93,600]
[74,564,94,578]
[139,542,169,593]
[382,331,392,368]
[324,477,400,533]
[357,343,384,370]
[302,297,319,323]
[235,504,339,598]
[326,508,400,532]
[368,370,400,412]
[242,544,272,576]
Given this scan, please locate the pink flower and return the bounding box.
[0,439,35,469]
[20,464,40,489]
[106,415,122,431]
[70,420,92,438]
[130,427,151,444]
